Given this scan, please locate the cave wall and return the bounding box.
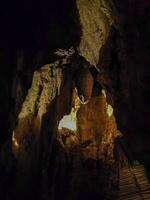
[76,0,113,65]
[8,55,76,199]
[0,0,81,149]
[0,0,114,150]
[12,63,64,159]
[1,0,150,199]
[57,90,119,199]
[77,92,117,161]
[97,0,150,166]
[75,92,119,199]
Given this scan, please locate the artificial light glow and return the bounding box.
[58,111,77,131]
[102,89,106,98]
[58,90,81,131]
[101,89,113,117]
[12,131,19,148]
[106,104,113,117]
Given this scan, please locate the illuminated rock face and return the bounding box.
[77,92,118,161]
[57,89,118,160]
[0,1,117,198]
[1,0,150,200]
[58,90,81,131]
[56,90,119,199]
[58,113,77,131]
[77,0,113,65]
[8,58,75,200]
[12,63,63,159]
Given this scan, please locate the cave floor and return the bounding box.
[118,164,150,200]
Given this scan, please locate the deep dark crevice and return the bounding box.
[0,0,81,50]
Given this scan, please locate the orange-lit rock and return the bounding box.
[77,92,118,161]
[12,62,64,159]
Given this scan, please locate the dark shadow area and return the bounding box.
[0,0,81,50]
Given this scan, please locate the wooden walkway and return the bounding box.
[118,164,150,200]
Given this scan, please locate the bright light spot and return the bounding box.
[12,131,19,148]
[101,89,113,117]
[58,111,77,131]
[102,89,106,98]
[58,90,81,131]
[106,104,113,117]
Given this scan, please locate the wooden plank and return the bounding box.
[118,164,150,200]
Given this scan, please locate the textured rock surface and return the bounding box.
[77,92,118,161]
[77,0,113,65]
[0,0,150,200]
[57,90,119,199]
[98,0,150,167]
[12,63,63,159]
[75,67,94,104]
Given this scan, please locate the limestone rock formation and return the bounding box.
[77,0,114,65]
[56,89,119,199]
[75,67,94,104]
[98,0,150,167]
[12,63,63,159]
[77,91,118,161]
[1,0,150,200]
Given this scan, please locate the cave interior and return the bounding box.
[0,0,150,199]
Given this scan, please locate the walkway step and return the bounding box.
[118,164,150,200]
